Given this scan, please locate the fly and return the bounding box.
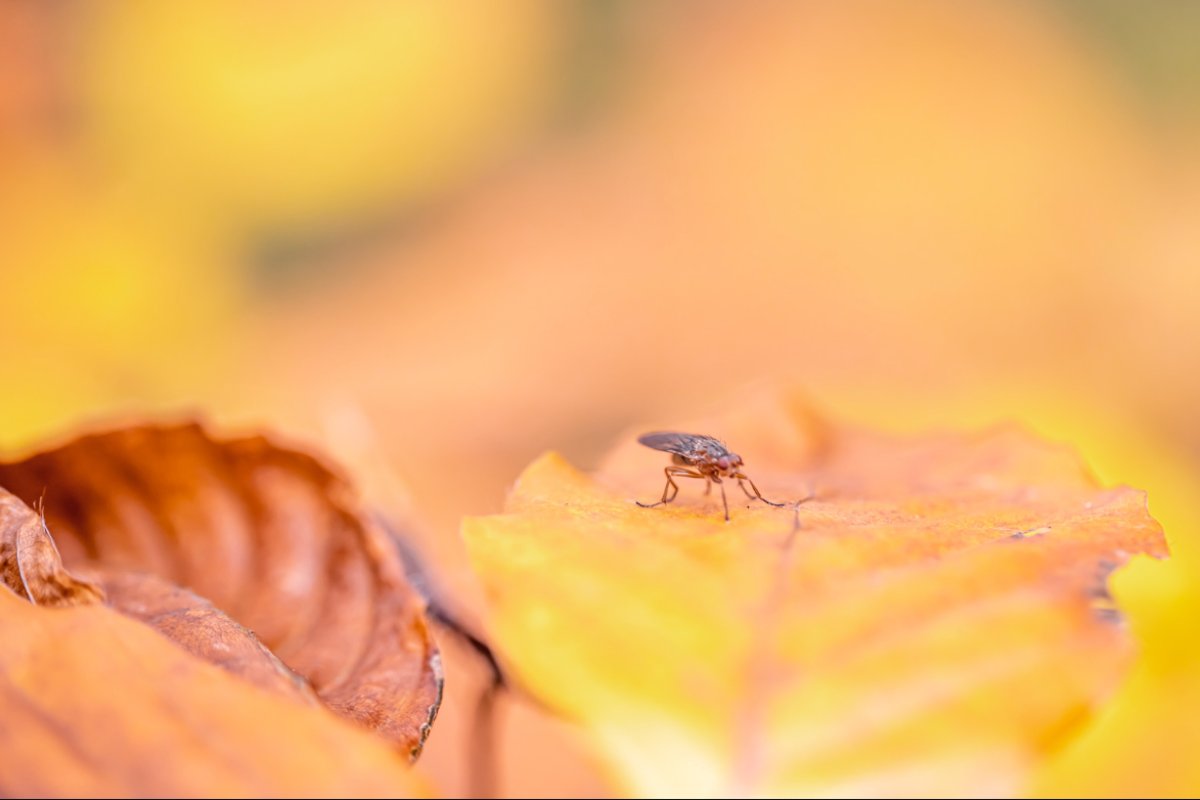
[634,431,787,522]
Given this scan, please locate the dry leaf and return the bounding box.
[464,393,1168,797]
[0,422,441,795]
[0,535,425,797]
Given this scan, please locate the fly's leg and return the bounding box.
[733,472,788,507]
[634,468,678,508]
[718,478,729,522]
[637,467,705,509]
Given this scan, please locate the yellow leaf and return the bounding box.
[465,394,1167,797]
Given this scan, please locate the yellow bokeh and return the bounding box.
[77,0,563,234]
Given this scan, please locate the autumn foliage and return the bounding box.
[3,2,1200,798]
[0,392,1172,797]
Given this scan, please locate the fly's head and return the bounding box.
[711,452,743,478]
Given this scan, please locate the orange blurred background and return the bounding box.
[3,1,1199,796]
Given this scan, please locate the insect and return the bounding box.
[635,432,787,522]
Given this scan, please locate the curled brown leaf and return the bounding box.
[0,423,442,759]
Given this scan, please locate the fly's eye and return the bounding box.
[717,456,730,470]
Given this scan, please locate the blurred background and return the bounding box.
[2,1,1199,796]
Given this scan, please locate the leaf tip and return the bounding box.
[509,451,592,502]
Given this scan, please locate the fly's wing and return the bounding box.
[637,432,722,457]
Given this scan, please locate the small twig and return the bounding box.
[380,517,508,798]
